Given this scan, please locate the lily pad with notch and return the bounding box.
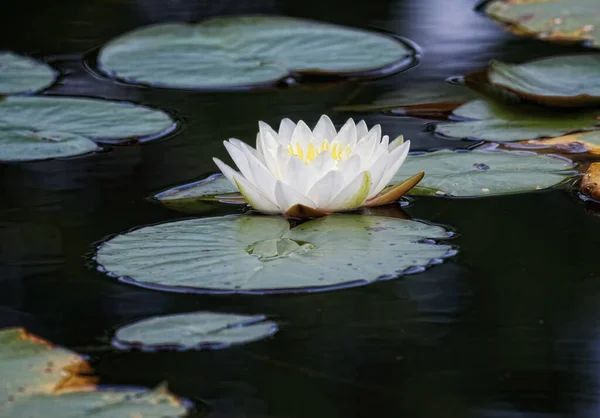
[97,16,416,89]
[95,214,453,294]
[392,149,576,197]
[435,99,600,142]
[112,312,278,351]
[0,52,56,95]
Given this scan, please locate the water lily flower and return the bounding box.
[213,115,423,217]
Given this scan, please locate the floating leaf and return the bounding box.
[508,131,600,155]
[0,52,56,95]
[466,55,600,107]
[3,387,188,418]
[0,129,99,162]
[392,150,576,197]
[0,96,175,145]
[113,312,278,350]
[98,16,415,89]
[436,99,600,142]
[580,162,600,201]
[484,0,600,48]
[96,214,453,294]
[0,328,189,417]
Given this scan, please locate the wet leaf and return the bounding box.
[113,312,278,350]
[580,162,600,201]
[96,214,453,294]
[466,54,600,107]
[0,96,175,145]
[509,131,600,155]
[0,129,99,162]
[392,149,576,197]
[0,328,189,417]
[484,0,600,48]
[98,16,415,89]
[0,52,56,95]
[435,99,600,142]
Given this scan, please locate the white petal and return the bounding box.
[325,171,371,211]
[223,141,256,184]
[306,170,345,208]
[353,129,380,163]
[356,120,368,140]
[372,140,411,196]
[230,138,265,165]
[338,154,362,183]
[241,149,278,203]
[278,118,296,144]
[274,180,317,211]
[290,120,315,149]
[313,115,337,142]
[389,134,405,151]
[258,121,279,147]
[213,159,280,214]
[262,132,285,178]
[367,124,382,142]
[365,151,390,198]
[308,149,337,173]
[333,118,357,147]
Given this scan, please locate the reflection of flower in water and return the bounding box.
[214,115,420,217]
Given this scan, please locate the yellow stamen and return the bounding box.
[287,140,352,164]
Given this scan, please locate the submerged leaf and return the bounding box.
[484,0,600,48]
[393,150,575,197]
[0,52,56,95]
[96,214,453,293]
[98,16,415,89]
[436,99,600,142]
[113,312,278,350]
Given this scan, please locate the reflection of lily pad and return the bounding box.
[435,99,600,142]
[98,16,415,89]
[468,55,600,107]
[0,96,175,145]
[0,129,99,162]
[113,312,278,351]
[96,214,453,294]
[484,0,600,48]
[0,328,189,417]
[0,52,56,95]
[393,150,576,197]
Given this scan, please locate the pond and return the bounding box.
[2,0,600,416]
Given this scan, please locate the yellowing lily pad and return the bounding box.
[580,162,600,201]
[392,150,576,197]
[97,16,415,89]
[508,131,600,155]
[0,96,175,146]
[484,0,600,48]
[0,52,56,95]
[113,312,278,351]
[0,328,189,417]
[435,99,600,142]
[95,214,453,294]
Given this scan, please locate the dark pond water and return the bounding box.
[2,0,600,416]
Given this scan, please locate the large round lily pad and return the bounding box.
[435,99,600,142]
[98,16,415,89]
[0,129,99,162]
[0,52,56,95]
[393,150,575,197]
[96,214,453,294]
[484,0,600,49]
[113,312,278,350]
[0,328,189,417]
[0,96,175,145]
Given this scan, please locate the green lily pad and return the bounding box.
[96,214,453,294]
[393,150,576,197]
[2,387,188,418]
[468,54,600,107]
[0,129,99,162]
[0,328,189,417]
[113,312,278,350]
[0,96,175,145]
[98,16,415,89]
[435,99,600,142]
[484,0,600,49]
[0,52,56,95]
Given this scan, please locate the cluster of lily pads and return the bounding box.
[2,1,600,416]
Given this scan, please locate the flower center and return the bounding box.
[287,140,352,164]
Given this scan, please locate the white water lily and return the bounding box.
[213,115,423,217]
